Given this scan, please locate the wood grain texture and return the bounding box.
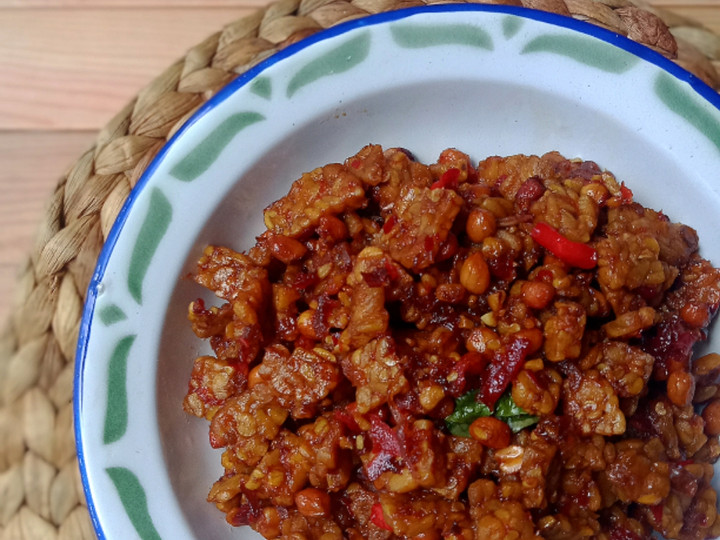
[0,131,96,325]
[0,0,268,5]
[665,7,720,31]
[651,0,720,6]
[0,0,717,327]
[0,8,251,130]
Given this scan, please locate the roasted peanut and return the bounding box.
[703,399,720,436]
[466,208,497,243]
[297,310,318,339]
[681,302,710,328]
[695,353,720,376]
[520,281,555,310]
[268,234,307,263]
[460,252,491,295]
[317,215,348,242]
[513,327,544,355]
[466,326,501,354]
[295,488,331,517]
[469,417,511,449]
[667,371,695,406]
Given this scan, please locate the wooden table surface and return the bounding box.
[0,0,718,327]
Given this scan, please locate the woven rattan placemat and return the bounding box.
[1,0,719,538]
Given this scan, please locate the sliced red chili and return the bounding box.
[362,268,391,288]
[383,214,397,234]
[384,259,400,281]
[535,268,554,284]
[478,336,531,409]
[370,502,393,531]
[448,352,488,396]
[530,222,598,270]
[515,176,546,212]
[368,413,403,457]
[620,183,633,204]
[227,500,262,527]
[334,405,360,433]
[364,412,404,480]
[313,295,340,337]
[424,234,438,253]
[365,451,396,481]
[430,168,460,190]
[650,503,664,524]
[291,271,319,290]
[606,183,634,208]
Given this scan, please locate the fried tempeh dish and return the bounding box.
[183,145,720,539]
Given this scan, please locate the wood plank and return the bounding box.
[0,0,267,5]
[662,6,720,35]
[0,3,716,132]
[0,8,254,130]
[0,131,97,327]
[0,0,713,6]
[648,0,720,7]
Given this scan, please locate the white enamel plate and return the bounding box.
[75,5,720,539]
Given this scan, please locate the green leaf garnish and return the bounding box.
[494,391,526,418]
[445,388,539,437]
[493,391,539,433]
[505,415,540,433]
[444,390,491,437]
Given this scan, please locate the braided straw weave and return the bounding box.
[0,0,719,538]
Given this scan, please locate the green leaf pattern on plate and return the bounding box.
[103,335,135,445]
[98,303,128,326]
[521,34,640,74]
[654,72,720,154]
[127,188,172,305]
[250,76,272,99]
[390,23,493,50]
[502,16,524,40]
[169,112,265,182]
[106,467,162,540]
[286,33,371,98]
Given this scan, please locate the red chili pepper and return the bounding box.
[364,412,404,481]
[333,407,360,433]
[478,336,530,408]
[530,222,598,270]
[448,352,488,396]
[384,259,400,281]
[227,501,262,527]
[292,271,319,290]
[620,183,633,203]
[535,269,554,284]
[365,452,394,481]
[606,183,634,208]
[383,214,397,234]
[650,503,663,524]
[430,168,460,190]
[368,413,402,456]
[370,502,393,531]
[424,235,436,253]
